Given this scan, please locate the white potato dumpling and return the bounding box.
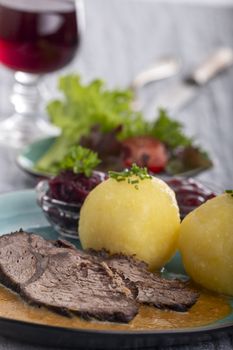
[79,176,180,270]
[179,193,233,296]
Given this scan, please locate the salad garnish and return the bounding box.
[150,109,192,149]
[34,75,212,175]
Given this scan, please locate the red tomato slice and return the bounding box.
[121,136,168,173]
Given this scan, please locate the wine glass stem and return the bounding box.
[11,72,41,117]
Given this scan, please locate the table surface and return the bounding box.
[0,0,233,349]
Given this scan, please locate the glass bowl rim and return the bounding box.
[36,179,82,209]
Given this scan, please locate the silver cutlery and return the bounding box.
[130,57,180,110]
[145,47,233,120]
[131,57,180,90]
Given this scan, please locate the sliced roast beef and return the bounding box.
[90,251,199,312]
[22,251,138,322]
[0,230,55,292]
[0,231,199,324]
[0,231,138,323]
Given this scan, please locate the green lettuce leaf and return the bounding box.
[35,76,210,175]
[36,75,147,173]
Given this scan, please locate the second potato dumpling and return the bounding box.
[79,168,180,270]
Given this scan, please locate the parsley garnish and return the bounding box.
[225,190,233,197]
[59,145,101,177]
[109,164,152,189]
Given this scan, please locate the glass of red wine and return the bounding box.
[0,0,84,147]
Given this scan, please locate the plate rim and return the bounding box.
[0,311,232,337]
[16,136,56,178]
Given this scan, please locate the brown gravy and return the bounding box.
[0,285,231,331]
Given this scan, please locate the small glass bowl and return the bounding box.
[36,179,81,240]
[165,177,217,219]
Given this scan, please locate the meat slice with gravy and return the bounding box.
[0,231,138,323]
[0,231,198,323]
[92,251,199,311]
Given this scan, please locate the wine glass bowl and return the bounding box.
[0,0,84,147]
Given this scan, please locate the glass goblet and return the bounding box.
[0,0,85,148]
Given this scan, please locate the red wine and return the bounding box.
[0,0,80,74]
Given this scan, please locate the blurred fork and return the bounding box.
[130,57,181,110]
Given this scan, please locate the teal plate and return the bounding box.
[0,190,232,349]
[17,137,57,178]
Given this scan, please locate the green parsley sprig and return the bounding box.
[58,145,101,177]
[225,190,233,197]
[109,163,152,189]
